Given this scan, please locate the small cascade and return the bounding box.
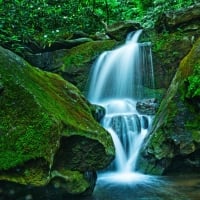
[87,30,155,180]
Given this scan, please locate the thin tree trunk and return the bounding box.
[105,0,109,24]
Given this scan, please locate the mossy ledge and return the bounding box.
[0,46,114,194]
[137,38,200,175]
[55,40,117,92]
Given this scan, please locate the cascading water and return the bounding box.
[87,30,155,181]
[82,30,199,200]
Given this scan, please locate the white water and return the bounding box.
[87,30,155,182]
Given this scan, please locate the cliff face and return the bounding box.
[0,46,114,194]
[137,38,200,175]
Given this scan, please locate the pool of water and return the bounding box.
[91,173,200,200]
[0,174,200,200]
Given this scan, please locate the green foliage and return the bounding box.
[185,64,200,98]
[0,0,197,53]
[137,0,153,12]
[0,0,102,50]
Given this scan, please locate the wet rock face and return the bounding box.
[0,46,114,195]
[137,38,200,175]
[90,104,106,123]
[149,3,200,89]
[136,99,158,115]
[106,20,141,41]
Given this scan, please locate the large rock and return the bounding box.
[136,98,158,115]
[142,26,200,88]
[54,40,117,92]
[156,3,200,32]
[24,38,94,70]
[146,3,200,89]
[106,20,141,41]
[0,46,114,194]
[137,38,200,175]
[23,40,117,93]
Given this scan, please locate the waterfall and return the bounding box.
[87,30,154,180]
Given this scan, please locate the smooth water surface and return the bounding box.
[1,175,200,200]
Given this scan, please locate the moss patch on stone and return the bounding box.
[142,30,196,88]
[139,38,200,175]
[0,159,50,186]
[60,40,117,70]
[51,170,90,194]
[0,46,114,193]
[54,40,117,92]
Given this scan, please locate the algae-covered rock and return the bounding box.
[137,38,200,175]
[56,40,117,92]
[142,30,195,89]
[0,46,114,194]
[148,3,200,90]
[23,40,117,93]
[155,3,200,32]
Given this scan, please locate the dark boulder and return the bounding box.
[106,20,142,41]
[156,3,200,32]
[136,98,158,115]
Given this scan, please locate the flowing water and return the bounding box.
[87,30,154,179]
[86,30,200,199]
[0,31,199,200]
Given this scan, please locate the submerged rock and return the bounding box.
[0,46,114,195]
[138,37,200,175]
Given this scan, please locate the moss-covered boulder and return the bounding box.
[23,40,117,93]
[137,38,200,175]
[142,4,200,89]
[0,46,114,194]
[55,40,117,92]
[155,3,200,32]
[141,29,199,89]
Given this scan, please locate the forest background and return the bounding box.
[0,0,196,53]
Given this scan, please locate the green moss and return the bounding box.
[51,170,90,194]
[0,46,114,172]
[52,136,113,172]
[185,63,200,98]
[192,130,200,143]
[140,37,200,175]
[146,31,187,68]
[148,128,174,160]
[0,78,60,170]
[185,115,200,143]
[0,159,50,186]
[142,30,194,88]
[61,40,117,70]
